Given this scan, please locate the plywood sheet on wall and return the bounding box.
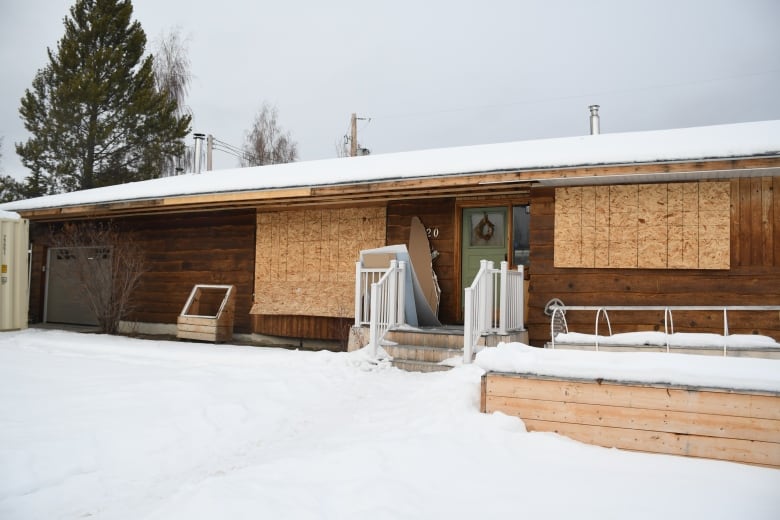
[554,182,730,269]
[252,207,386,317]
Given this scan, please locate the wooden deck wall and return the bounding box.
[386,198,457,324]
[527,177,780,346]
[482,372,780,468]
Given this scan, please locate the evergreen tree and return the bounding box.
[16,0,191,193]
[0,137,25,202]
[0,175,25,203]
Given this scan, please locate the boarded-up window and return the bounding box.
[251,207,386,317]
[554,182,730,269]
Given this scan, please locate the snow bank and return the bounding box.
[1,329,778,520]
[475,342,780,393]
[555,331,780,348]
[1,120,778,212]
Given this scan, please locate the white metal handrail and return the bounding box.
[354,262,388,327]
[464,261,525,363]
[364,260,406,356]
[548,304,780,355]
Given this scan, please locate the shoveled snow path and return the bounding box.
[0,329,777,519]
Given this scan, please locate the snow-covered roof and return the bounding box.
[2,120,779,213]
[0,210,21,220]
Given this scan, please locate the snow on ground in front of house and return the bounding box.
[475,342,780,392]
[0,330,778,520]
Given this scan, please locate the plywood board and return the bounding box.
[253,207,387,318]
[409,216,441,316]
[554,182,730,269]
[362,253,396,268]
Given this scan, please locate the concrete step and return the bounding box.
[391,359,453,373]
[383,344,463,364]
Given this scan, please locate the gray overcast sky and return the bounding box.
[1,0,779,180]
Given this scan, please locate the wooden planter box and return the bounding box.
[177,284,236,343]
[482,372,780,468]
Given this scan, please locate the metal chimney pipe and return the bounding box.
[589,105,600,135]
[193,133,205,174]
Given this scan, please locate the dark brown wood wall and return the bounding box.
[129,210,256,332]
[29,210,256,333]
[386,198,457,324]
[527,178,780,346]
[251,314,352,347]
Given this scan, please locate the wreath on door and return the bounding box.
[474,212,495,241]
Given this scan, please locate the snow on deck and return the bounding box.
[2,119,779,212]
[475,342,780,393]
[554,331,780,349]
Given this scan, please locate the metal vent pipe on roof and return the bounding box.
[589,105,600,135]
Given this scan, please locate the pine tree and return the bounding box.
[16,0,191,193]
[0,137,24,202]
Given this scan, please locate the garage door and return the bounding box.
[45,247,110,326]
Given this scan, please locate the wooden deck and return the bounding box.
[482,371,780,468]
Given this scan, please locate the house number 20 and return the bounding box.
[426,227,439,238]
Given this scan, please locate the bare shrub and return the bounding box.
[48,222,145,334]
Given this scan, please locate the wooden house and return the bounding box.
[2,120,779,350]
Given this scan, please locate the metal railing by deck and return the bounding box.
[547,304,780,355]
[463,261,525,363]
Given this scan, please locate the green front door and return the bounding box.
[461,207,507,304]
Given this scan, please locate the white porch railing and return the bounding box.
[355,260,406,356]
[547,304,780,356]
[463,260,525,363]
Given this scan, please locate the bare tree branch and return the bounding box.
[153,27,193,175]
[241,103,298,167]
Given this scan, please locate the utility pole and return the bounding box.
[350,113,357,157]
[349,113,371,157]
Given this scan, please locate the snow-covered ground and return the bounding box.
[0,329,778,519]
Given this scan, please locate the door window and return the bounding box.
[512,204,530,268]
[469,210,505,247]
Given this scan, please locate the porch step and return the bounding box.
[383,344,463,364]
[390,359,454,373]
[382,327,465,372]
[384,327,465,349]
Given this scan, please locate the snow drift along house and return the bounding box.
[2,120,779,349]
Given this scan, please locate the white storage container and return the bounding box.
[0,212,29,330]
